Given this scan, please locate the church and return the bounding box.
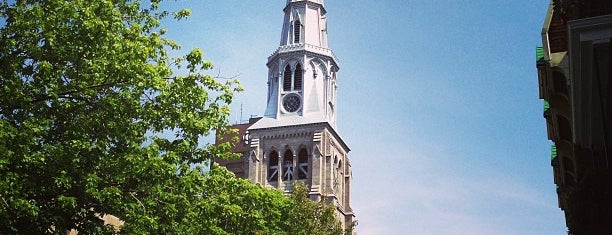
[215,0,356,231]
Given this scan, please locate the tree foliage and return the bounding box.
[0,0,351,234]
[188,165,345,235]
[0,0,241,233]
[285,181,346,235]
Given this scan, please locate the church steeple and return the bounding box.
[260,0,340,129]
[239,2,355,231]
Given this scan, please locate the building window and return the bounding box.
[283,64,303,92]
[564,172,576,187]
[283,150,294,181]
[553,71,569,96]
[283,65,292,91]
[268,150,279,182]
[293,20,301,44]
[332,155,339,191]
[337,160,343,195]
[294,63,302,91]
[298,148,308,179]
[557,115,572,141]
[562,156,575,173]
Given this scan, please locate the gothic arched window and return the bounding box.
[268,150,279,182]
[283,150,294,181]
[293,20,301,44]
[294,63,302,91]
[283,65,292,91]
[298,148,308,179]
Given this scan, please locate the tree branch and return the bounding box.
[1,194,9,209]
[2,81,126,112]
[129,192,146,210]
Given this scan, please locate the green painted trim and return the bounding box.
[543,100,551,118]
[536,46,544,61]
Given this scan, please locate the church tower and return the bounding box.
[244,0,355,230]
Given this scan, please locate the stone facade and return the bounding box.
[244,122,353,228]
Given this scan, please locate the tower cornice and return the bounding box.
[284,0,326,14]
[266,43,339,70]
[248,121,350,152]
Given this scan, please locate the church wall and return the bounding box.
[246,123,350,205]
[248,124,320,190]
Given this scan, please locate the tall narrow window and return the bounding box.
[337,160,343,184]
[294,63,302,91]
[283,65,292,91]
[332,155,339,191]
[298,148,308,179]
[268,150,279,182]
[283,150,294,181]
[293,20,301,44]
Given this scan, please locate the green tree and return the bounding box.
[0,0,353,233]
[0,0,240,233]
[283,182,345,235]
[193,165,290,235]
[186,165,348,235]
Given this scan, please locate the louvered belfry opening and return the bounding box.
[283,150,294,181]
[298,148,308,179]
[268,150,279,182]
[294,63,302,91]
[293,20,301,44]
[283,65,292,91]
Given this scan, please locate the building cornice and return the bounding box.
[267,43,339,69]
[284,0,326,14]
[249,121,350,152]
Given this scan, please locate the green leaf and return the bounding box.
[174,9,191,20]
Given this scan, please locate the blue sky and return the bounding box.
[161,1,566,234]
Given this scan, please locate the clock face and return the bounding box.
[282,93,301,113]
